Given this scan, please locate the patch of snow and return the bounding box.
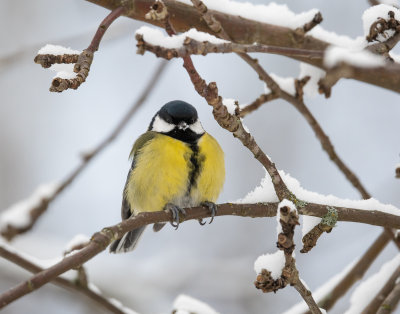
[64,234,90,252]
[173,294,219,314]
[265,74,296,96]
[109,298,140,314]
[362,4,400,42]
[302,215,321,236]
[135,26,228,49]
[237,169,400,217]
[299,63,326,98]
[177,0,319,29]
[222,98,237,115]
[254,250,285,279]
[222,98,250,133]
[0,182,60,232]
[324,46,385,68]
[38,44,80,55]
[54,71,77,80]
[310,27,366,49]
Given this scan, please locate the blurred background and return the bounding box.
[1,0,400,313]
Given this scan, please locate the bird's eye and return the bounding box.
[189,118,195,124]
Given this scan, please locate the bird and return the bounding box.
[109,100,225,253]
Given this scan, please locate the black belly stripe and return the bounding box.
[186,143,203,194]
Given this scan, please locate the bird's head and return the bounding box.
[149,100,205,143]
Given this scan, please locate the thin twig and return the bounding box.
[239,93,280,117]
[2,201,400,308]
[1,60,168,241]
[293,278,322,314]
[0,246,128,314]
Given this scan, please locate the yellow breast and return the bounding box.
[125,132,225,215]
[190,133,225,204]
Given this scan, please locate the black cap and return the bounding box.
[158,100,198,124]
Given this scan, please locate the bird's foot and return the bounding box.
[164,203,186,229]
[200,201,218,225]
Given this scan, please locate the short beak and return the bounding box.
[178,121,189,130]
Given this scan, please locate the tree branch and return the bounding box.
[239,93,280,117]
[0,245,130,314]
[0,60,168,241]
[35,6,126,92]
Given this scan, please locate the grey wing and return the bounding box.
[121,158,136,220]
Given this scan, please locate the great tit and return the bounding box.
[110,100,225,253]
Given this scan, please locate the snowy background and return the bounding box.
[1,0,400,313]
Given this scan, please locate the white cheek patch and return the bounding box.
[151,115,175,133]
[189,120,205,135]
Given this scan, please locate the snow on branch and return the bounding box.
[363,5,400,43]
[178,0,320,29]
[172,294,219,314]
[239,170,400,218]
[0,182,61,241]
[34,7,125,92]
[324,46,386,68]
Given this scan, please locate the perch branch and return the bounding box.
[0,60,168,241]
[2,201,400,308]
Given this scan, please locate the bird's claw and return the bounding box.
[165,203,186,229]
[201,201,218,224]
[198,218,206,226]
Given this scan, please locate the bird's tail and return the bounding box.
[109,226,146,253]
